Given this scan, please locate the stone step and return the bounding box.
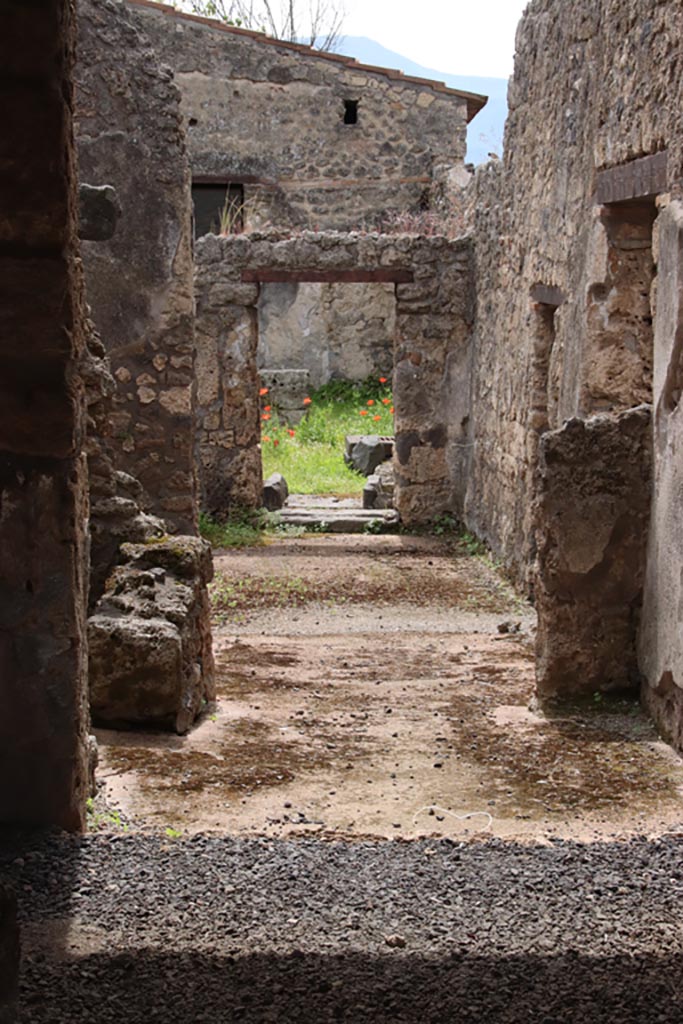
[277,507,399,534]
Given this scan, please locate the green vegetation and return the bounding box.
[261,377,394,496]
[86,796,128,833]
[199,509,269,548]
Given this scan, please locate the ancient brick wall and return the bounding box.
[123,0,479,231]
[76,0,198,533]
[194,231,473,522]
[0,0,90,830]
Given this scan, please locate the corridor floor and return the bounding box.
[95,534,683,843]
[6,534,683,1022]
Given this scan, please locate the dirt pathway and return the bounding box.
[95,534,683,842]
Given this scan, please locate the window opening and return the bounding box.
[343,99,359,125]
[192,182,245,239]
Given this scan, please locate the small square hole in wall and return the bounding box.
[344,99,359,125]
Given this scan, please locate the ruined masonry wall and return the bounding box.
[466,0,683,581]
[0,0,90,830]
[194,232,473,523]
[464,0,683,711]
[639,201,683,748]
[76,0,198,533]
[125,0,470,230]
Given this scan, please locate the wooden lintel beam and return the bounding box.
[241,268,414,284]
[596,151,668,205]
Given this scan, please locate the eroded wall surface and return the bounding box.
[466,0,683,579]
[464,0,683,705]
[258,281,395,389]
[194,232,473,522]
[76,0,198,533]
[124,0,475,230]
[639,201,683,748]
[0,0,90,830]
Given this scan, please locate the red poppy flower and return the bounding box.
[389,406,394,414]
[273,439,280,447]
[382,398,390,405]
[262,413,271,421]
[367,399,375,406]
[359,409,369,417]
[288,429,296,437]
[303,397,312,405]
[264,405,271,412]
[259,387,269,396]
[379,377,387,384]
[373,415,381,421]
[262,435,271,443]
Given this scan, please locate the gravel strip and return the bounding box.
[2,832,683,1022]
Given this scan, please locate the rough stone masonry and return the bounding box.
[193,230,473,524]
[462,0,683,735]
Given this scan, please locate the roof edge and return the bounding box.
[124,0,488,121]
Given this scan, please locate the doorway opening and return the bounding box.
[256,278,399,531]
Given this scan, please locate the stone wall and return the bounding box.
[460,0,683,709]
[76,0,198,534]
[535,408,652,697]
[124,0,482,230]
[639,200,683,749]
[464,0,683,582]
[257,281,395,390]
[0,0,90,830]
[194,231,473,521]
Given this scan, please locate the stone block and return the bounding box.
[89,536,215,733]
[344,434,393,475]
[363,475,379,509]
[263,472,289,511]
[535,407,652,698]
[344,435,388,476]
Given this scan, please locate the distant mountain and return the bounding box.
[337,36,508,166]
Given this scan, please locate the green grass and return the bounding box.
[261,378,394,495]
[199,509,268,548]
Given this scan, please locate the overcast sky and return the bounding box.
[341,0,529,78]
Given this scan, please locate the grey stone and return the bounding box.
[363,476,380,509]
[88,537,215,734]
[263,472,289,511]
[78,183,121,241]
[277,507,399,533]
[347,435,389,476]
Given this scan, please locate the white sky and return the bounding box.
[341,0,530,78]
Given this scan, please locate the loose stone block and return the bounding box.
[89,537,215,733]
[345,434,389,476]
[263,472,289,511]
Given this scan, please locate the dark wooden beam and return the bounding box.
[596,151,668,205]
[192,174,275,186]
[242,268,415,284]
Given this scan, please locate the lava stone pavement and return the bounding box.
[3,829,683,1022]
